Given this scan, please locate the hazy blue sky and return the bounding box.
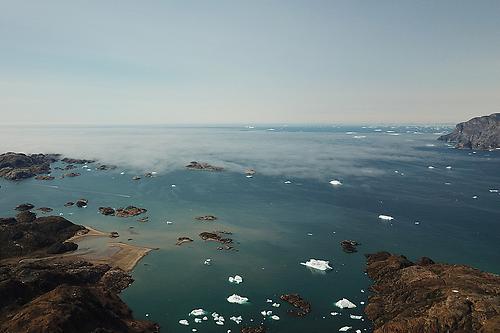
[1,1,499,124]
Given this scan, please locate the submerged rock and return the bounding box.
[64,202,75,207]
[365,251,500,333]
[280,294,311,317]
[199,232,233,244]
[36,207,53,213]
[63,172,81,178]
[438,113,499,150]
[186,161,224,171]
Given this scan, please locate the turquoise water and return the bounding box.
[1,125,499,332]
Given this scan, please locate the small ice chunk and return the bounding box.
[353,135,366,139]
[335,298,357,309]
[246,175,253,178]
[489,189,499,193]
[266,311,272,316]
[329,179,343,186]
[272,303,280,308]
[350,314,362,320]
[446,166,452,169]
[472,196,478,199]
[307,233,313,236]
[360,301,365,305]
[227,294,249,304]
[428,166,435,169]
[189,309,206,316]
[166,221,173,225]
[300,259,333,271]
[339,326,352,332]
[194,318,202,323]
[452,289,459,293]
[356,330,361,333]
[284,180,292,184]
[171,184,176,188]
[179,319,189,326]
[331,312,339,316]
[202,316,208,321]
[360,289,365,293]
[414,221,420,225]
[216,320,224,325]
[271,315,280,320]
[204,259,211,265]
[120,171,125,175]
[378,215,394,221]
[145,313,149,317]
[230,316,242,324]
[228,275,243,284]
[260,310,267,316]
[266,299,273,303]
[192,329,197,332]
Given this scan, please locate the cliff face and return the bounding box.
[0,152,59,180]
[0,214,159,333]
[364,252,500,333]
[438,113,500,150]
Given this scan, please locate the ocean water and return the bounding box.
[1,125,499,332]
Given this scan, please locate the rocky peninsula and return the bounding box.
[0,211,159,332]
[365,252,500,333]
[438,113,499,150]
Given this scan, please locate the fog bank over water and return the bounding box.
[0,125,466,180]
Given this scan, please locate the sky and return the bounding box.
[1,0,499,125]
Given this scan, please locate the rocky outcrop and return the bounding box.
[0,214,159,332]
[115,206,147,218]
[0,153,59,180]
[199,232,233,244]
[438,113,500,150]
[241,326,266,333]
[195,215,217,221]
[99,207,116,216]
[61,157,95,164]
[340,240,360,253]
[186,161,224,171]
[175,237,193,246]
[0,213,84,260]
[365,251,500,333]
[280,293,311,317]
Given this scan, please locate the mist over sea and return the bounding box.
[1,125,499,332]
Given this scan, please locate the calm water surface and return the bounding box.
[1,125,499,332]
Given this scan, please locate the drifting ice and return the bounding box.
[228,275,243,284]
[339,326,352,331]
[179,319,189,326]
[329,180,343,186]
[227,294,249,304]
[300,259,333,271]
[378,215,394,221]
[189,309,206,316]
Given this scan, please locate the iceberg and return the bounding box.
[339,326,352,332]
[300,259,333,271]
[179,319,189,326]
[271,315,280,320]
[329,179,343,186]
[378,215,394,221]
[228,275,243,284]
[335,298,357,309]
[189,309,206,316]
[230,316,242,324]
[284,180,292,184]
[227,294,249,304]
[350,314,362,320]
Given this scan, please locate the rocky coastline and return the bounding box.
[364,252,500,333]
[0,211,159,332]
[438,113,499,150]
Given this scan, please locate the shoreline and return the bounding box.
[69,225,155,272]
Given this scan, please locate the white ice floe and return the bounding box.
[331,312,339,316]
[335,298,357,309]
[329,179,343,186]
[120,171,125,175]
[339,326,352,331]
[452,289,459,293]
[428,166,435,169]
[228,275,243,284]
[489,189,499,193]
[227,294,249,304]
[284,180,292,184]
[192,329,197,332]
[166,221,173,225]
[356,330,361,333]
[246,175,253,178]
[171,184,176,188]
[194,318,202,323]
[378,215,394,221]
[307,233,313,236]
[189,309,206,316]
[266,299,273,303]
[230,316,242,324]
[179,319,189,326]
[353,135,366,139]
[271,315,280,320]
[360,301,365,305]
[272,303,280,308]
[300,259,333,271]
[260,310,267,316]
[350,314,363,320]
[446,166,452,169]
[202,316,208,321]
[472,196,478,199]
[204,259,211,265]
